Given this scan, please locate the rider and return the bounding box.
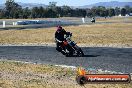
[55,26,67,54]
[91,17,95,23]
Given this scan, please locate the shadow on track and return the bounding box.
[67,54,100,57]
[83,55,100,57]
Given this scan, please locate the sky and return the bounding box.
[0,0,132,6]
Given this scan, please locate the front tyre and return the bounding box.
[56,47,62,52]
[65,51,73,57]
[77,48,84,57]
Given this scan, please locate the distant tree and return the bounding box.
[130,8,132,13]
[108,8,115,17]
[38,6,44,18]
[124,5,130,14]
[31,7,39,18]
[42,8,48,18]
[71,8,86,17]
[86,9,92,17]
[55,6,62,17]
[98,6,106,17]
[0,9,3,18]
[5,0,22,18]
[3,1,131,19]
[47,2,58,17]
[22,7,31,19]
[77,9,86,17]
[121,8,126,16]
[48,2,57,8]
[115,7,120,16]
[104,9,109,17]
[46,8,57,18]
[61,5,72,17]
[91,6,97,17]
[81,9,87,17]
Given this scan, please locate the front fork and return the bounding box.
[71,45,79,54]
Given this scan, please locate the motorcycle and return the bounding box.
[56,32,84,57]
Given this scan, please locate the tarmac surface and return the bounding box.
[0,46,132,73]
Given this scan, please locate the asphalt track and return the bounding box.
[0,46,132,73]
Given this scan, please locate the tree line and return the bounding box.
[0,1,132,19]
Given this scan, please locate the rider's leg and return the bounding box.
[56,42,61,52]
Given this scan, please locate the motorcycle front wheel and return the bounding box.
[77,48,84,57]
[65,51,73,57]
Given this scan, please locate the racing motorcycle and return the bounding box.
[56,32,84,57]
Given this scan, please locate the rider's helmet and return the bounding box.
[57,26,63,32]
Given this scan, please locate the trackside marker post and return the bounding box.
[82,18,85,23]
[3,21,5,28]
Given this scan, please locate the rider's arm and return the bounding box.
[62,29,67,34]
[55,32,63,43]
[55,38,63,43]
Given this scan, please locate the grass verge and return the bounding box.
[0,22,132,47]
[0,60,131,88]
